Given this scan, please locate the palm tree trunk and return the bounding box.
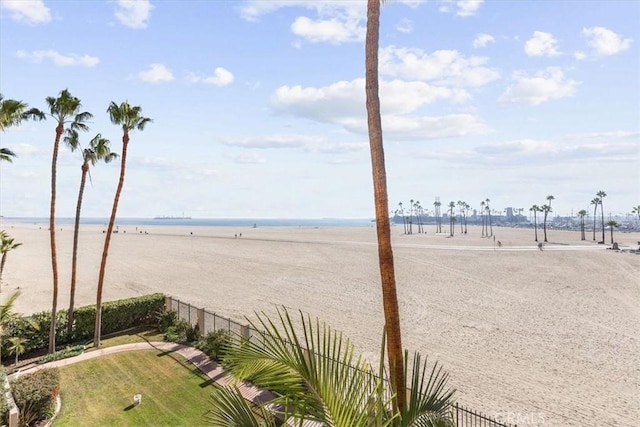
[534,214,538,242]
[600,203,605,243]
[0,253,6,286]
[365,0,404,412]
[592,207,597,241]
[68,163,89,337]
[610,227,614,244]
[94,133,129,347]
[49,123,63,354]
[543,213,548,242]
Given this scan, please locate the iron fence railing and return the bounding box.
[165,296,516,427]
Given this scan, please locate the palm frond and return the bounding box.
[205,383,278,427]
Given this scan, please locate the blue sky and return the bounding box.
[0,0,638,219]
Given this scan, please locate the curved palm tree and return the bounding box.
[206,307,455,426]
[590,197,600,241]
[0,290,21,364]
[0,232,22,289]
[45,89,92,353]
[606,220,619,244]
[67,132,118,337]
[1,94,44,162]
[530,205,540,242]
[596,190,607,243]
[577,209,587,241]
[541,204,552,242]
[94,101,151,348]
[365,0,405,411]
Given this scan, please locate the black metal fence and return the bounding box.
[165,296,516,427]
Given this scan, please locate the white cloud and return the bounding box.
[272,78,470,125]
[524,31,561,57]
[574,51,587,60]
[396,18,413,34]
[221,134,319,149]
[291,16,364,43]
[380,46,500,87]
[0,0,51,24]
[456,0,484,17]
[499,67,578,106]
[356,114,490,140]
[418,137,639,166]
[228,152,266,164]
[16,50,99,67]
[473,33,495,48]
[115,0,153,29]
[188,67,234,86]
[138,63,174,83]
[270,79,488,140]
[582,26,632,56]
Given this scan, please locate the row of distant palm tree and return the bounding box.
[1,91,151,351]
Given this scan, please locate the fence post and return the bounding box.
[164,295,171,312]
[240,324,250,340]
[198,308,205,334]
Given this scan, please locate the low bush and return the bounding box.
[38,345,85,364]
[157,310,178,333]
[196,329,230,361]
[163,319,200,344]
[11,368,60,426]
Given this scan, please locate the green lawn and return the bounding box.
[54,349,216,426]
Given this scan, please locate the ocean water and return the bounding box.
[3,217,375,228]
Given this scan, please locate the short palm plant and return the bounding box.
[206,307,455,427]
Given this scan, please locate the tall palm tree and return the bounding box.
[0,233,22,290]
[596,190,607,243]
[0,290,20,364]
[464,202,471,234]
[480,201,486,237]
[577,209,587,241]
[485,198,493,237]
[433,200,442,233]
[408,199,414,234]
[541,204,552,242]
[206,308,455,426]
[457,201,464,234]
[448,201,455,237]
[530,205,540,242]
[591,197,600,241]
[1,94,44,161]
[94,101,151,348]
[67,131,118,337]
[632,205,640,222]
[45,89,92,353]
[397,202,406,234]
[365,0,405,411]
[606,220,619,244]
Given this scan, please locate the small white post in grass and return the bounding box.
[133,394,142,406]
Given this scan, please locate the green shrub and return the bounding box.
[38,345,85,364]
[163,319,199,344]
[157,310,178,333]
[11,368,60,426]
[196,329,230,361]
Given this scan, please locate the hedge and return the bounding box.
[2,293,165,355]
[10,368,60,425]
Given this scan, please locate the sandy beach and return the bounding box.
[1,220,639,427]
